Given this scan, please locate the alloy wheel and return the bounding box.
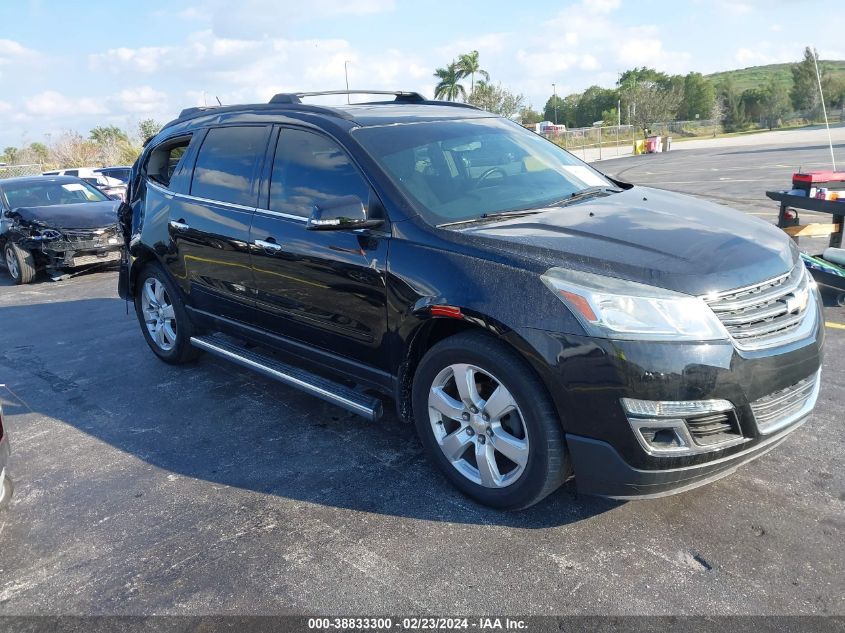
[427,363,529,488]
[5,247,18,280]
[140,277,177,351]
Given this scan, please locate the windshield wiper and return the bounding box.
[543,185,622,208]
[437,209,544,228]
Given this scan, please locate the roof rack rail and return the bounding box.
[177,105,221,119]
[269,90,426,104]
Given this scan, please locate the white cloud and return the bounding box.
[113,86,169,114]
[582,0,621,14]
[0,39,38,65]
[88,46,172,74]
[208,0,395,38]
[25,91,108,117]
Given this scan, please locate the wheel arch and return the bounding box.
[396,311,568,433]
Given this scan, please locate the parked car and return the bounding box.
[119,90,823,509]
[1,176,122,284]
[42,168,127,201]
[0,400,12,511]
[94,166,132,184]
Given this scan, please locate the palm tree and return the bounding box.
[457,50,489,97]
[434,62,466,101]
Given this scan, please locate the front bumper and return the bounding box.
[567,405,812,499]
[516,295,825,498]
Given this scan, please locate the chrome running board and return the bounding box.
[190,335,383,421]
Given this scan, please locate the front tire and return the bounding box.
[134,262,200,364]
[4,243,36,284]
[412,331,569,510]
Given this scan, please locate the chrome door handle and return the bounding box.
[169,220,190,231]
[255,239,282,253]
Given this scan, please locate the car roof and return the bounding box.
[0,175,86,187]
[160,94,496,136]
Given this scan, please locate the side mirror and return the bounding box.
[306,195,384,231]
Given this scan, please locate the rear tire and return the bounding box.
[412,330,569,510]
[4,243,36,284]
[134,262,201,364]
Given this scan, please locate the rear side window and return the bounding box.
[191,126,268,207]
[269,128,370,217]
[147,136,191,190]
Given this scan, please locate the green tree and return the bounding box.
[574,86,618,127]
[720,79,747,132]
[543,94,578,127]
[761,77,790,129]
[618,67,670,90]
[29,142,49,164]
[89,125,129,144]
[467,81,524,118]
[456,50,489,97]
[3,147,18,164]
[519,106,544,125]
[138,118,163,142]
[741,88,768,123]
[790,46,820,111]
[434,62,466,101]
[679,72,716,120]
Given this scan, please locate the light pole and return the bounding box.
[344,60,351,103]
[552,82,558,125]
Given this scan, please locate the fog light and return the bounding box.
[621,398,733,418]
[621,397,744,456]
[639,427,685,450]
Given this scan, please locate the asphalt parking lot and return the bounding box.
[1,139,844,616]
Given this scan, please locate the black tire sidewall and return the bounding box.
[134,263,197,364]
[412,332,566,510]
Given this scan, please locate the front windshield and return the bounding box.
[3,180,109,209]
[353,117,614,226]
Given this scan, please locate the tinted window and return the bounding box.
[192,126,268,206]
[353,118,612,226]
[269,129,369,217]
[64,169,79,177]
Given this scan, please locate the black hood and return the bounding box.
[458,186,796,296]
[8,201,120,230]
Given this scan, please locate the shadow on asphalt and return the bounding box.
[719,142,845,156]
[0,296,621,529]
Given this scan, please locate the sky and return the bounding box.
[0,0,843,148]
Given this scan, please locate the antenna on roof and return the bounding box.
[812,47,836,171]
[216,96,223,106]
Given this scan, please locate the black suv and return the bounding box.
[119,90,824,509]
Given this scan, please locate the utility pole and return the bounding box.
[344,61,351,104]
[552,82,558,125]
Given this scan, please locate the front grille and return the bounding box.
[685,411,741,446]
[750,372,819,434]
[704,265,810,349]
[43,226,120,252]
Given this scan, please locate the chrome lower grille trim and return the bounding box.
[750,370,821,434]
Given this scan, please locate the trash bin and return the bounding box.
[646,136,660,153]
[633,139,645,155]
[663,136,672,152]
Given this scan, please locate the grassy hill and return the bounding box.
[705,60,845,92]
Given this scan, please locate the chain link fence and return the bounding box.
[0,163,43,179]
[545,125,636,161]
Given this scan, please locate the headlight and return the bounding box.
[540,267,729,341]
